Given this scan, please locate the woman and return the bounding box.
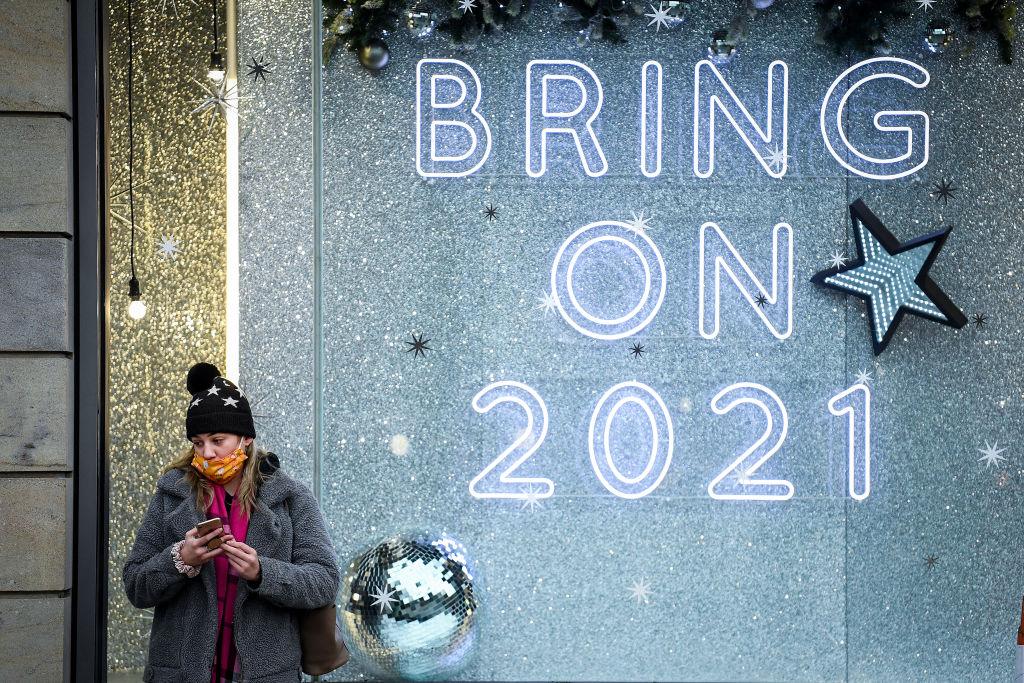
[123,362,340,682]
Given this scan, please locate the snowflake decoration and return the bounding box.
[369,584,400,613]
[537,291,558,316]
[156,235,181,259]
[977,441,1007,468]
[645,3,673,32]
[627,578,653,604]
[629,210,653,233]
[520,483,545,512]
[763,143,788,172]
[826,251,848,270]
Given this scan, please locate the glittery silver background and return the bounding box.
[235,1,1024,680]
[106,0,227,674]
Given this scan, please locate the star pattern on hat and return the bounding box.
[811,199,967,355]
[223,396,240,408]
[207,385,221,396]
[190,397,203,408]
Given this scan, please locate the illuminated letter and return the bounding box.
[820,57,930,180]
[698,221,794,340]
[470,381,554,500]
[550,220,667,340]
[416,58,492,177]
[641,61,663,178]
[526,60,608,177]
[828,383,872,501]
[589,381,674,499]
[708,382,794,501]
[693,59,789,178]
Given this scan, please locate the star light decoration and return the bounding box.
[811,200,967,355]
[191,78,252,131]
[458,0,476,14]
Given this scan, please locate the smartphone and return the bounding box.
[196,517,224,549]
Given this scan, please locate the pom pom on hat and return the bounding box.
[187,362,221,396]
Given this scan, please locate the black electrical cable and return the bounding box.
[127,0,137,282]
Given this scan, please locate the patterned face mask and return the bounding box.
[190,438,248,485]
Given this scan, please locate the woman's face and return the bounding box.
[190,432,252,460]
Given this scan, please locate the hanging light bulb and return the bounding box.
[128,276,147,320]
[208,49,225,83]
[125,0,146,322]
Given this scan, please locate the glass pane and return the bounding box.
[303,2,1024,679]
[138,2,1024,682]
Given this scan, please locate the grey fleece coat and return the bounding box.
[123,457,340,682]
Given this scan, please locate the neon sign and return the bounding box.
[470,215,876,502]
[415,56,929,178]
[471,379,873,501]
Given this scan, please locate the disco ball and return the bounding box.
[340,532,479,680]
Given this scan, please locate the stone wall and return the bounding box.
[0,0,74,680]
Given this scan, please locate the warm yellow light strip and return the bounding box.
[225,0,240,383]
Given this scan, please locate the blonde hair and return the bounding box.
[162,439,267,516]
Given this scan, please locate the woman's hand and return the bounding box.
[180,526,225,567]
[219,536,262,582]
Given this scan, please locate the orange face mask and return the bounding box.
[191,440,248,485]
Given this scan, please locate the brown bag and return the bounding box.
[280,498,349,675]
[298,603,349,675]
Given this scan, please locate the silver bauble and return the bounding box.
[340,532,479,680]
[358,38,390,70]
[708,29,737,65]
[925,21,955,54]
[405,4,436,40]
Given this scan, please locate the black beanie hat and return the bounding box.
[185,362,256,439]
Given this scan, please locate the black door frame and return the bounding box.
[70,0,109,680]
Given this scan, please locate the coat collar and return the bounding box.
[156,454,297,507]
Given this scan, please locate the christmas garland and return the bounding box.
[814,1,912,56]
[955,0,1016,63]
[322,0,1018,69]
[555,0,644,45]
